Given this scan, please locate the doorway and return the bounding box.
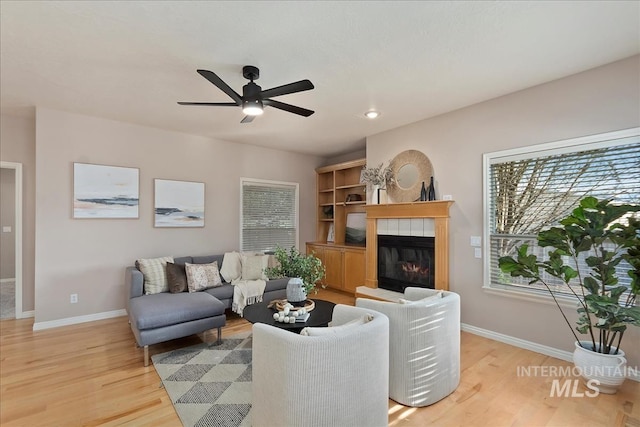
[0,161,23,319]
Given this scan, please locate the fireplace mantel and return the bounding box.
[364,201,454,290]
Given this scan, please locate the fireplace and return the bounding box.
[377,235,435,293]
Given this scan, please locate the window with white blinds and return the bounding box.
[483,128,640,297]
[240,178,299,253]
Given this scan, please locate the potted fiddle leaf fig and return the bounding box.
[266,246,326,302]
[499,196,640,394]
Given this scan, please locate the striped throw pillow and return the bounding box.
[137,256,174,295]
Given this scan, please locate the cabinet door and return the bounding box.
[323,248,344,290]
[343,249,365,293]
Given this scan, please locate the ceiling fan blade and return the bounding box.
[197,69,243,105]
[260,80,314,99]
[240,115,256,124]
[177,102,238,106]
[263,99,314,117]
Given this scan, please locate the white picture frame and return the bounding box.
[154,179,205,227]
[73,163,139,219]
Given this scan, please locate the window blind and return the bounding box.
[487,135,640,295]
[241,180,298,253]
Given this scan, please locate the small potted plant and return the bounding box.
[499,196,640,393]
[266,246,326,302]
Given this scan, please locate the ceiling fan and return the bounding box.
[178,66,314,123]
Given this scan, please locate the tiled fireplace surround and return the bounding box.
[364,201,453,291]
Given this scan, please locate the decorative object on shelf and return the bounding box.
[345,212,367,244]
[427,176,436,201]
[499,197,640,394]
[345,194,362,203]
[371,185,380,204]
[73,163,139,219]
[360,161,395,204]
[327,223,335,242]
[387,150,434,203]
[322,205,334,219]
[154,179,205,227]
[266,246,326,296]
[420,181,427,201]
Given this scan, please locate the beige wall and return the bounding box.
[366,56,640,368]
[0,114,36,312]
[34,108,324,324]
[0,168,16,279]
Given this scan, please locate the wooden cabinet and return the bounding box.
[307,242,365,293]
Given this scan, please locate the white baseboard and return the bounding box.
[17,310,34,319]
[0,278,16,283]
[461,323,639,382]
[32,309,126,331]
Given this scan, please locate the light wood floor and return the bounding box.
[1,288,638,426]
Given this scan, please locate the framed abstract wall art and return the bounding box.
[73,163,139,219]
[154,179,205,227]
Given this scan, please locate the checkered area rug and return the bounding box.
[152,332,253,427]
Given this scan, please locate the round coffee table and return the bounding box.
[242,299,336,332]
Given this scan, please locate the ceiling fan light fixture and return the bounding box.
[242,99,264,116]
[365,110,380,119]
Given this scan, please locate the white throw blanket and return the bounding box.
[232,279,266,316]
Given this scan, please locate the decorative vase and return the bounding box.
[573,341,627,394]
[420,181,427,201]
[286,277,307,303]
[371,184,380,204]
[427,176,436,201]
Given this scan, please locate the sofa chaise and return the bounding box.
[125,253,288,366]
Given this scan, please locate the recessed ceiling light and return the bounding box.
[365,110,380,119]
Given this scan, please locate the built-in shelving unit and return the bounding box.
[309,158,367,294]
[314,158,366,243]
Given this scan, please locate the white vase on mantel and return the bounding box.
[371,184,380,204]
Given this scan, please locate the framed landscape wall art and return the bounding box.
[73,163,139,219]
[154,179,205,227]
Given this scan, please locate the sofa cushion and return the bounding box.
[204,284,234,301]
[137,256,174,295]
[264,277,289,293]
[193,255,224,265]
[186,261,222,292]
[173,256,193,266]
[241,254,269,280]
[128,292,225,330]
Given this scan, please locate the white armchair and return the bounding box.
[252,304,390,427]
[356,288,460,407]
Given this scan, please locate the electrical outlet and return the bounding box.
[442,194,453,201]
[70,293,78,304]
[474,248,482,259]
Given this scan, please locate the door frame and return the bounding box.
[1,161,23,319]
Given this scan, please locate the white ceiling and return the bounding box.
[1,1,638,157]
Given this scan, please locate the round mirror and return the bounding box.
[387,150,433,202]
[396,164,419,189]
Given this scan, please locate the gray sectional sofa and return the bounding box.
[125,253,288,366]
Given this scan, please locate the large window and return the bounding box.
[240,178,299,253]
[483,128,640,298]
